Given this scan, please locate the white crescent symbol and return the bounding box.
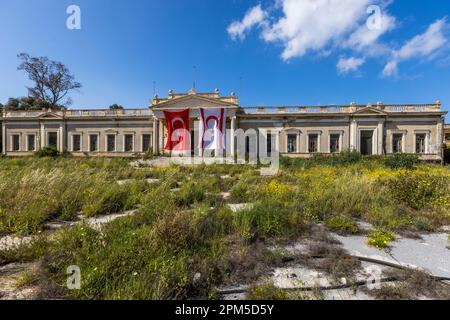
[171,117,184,128]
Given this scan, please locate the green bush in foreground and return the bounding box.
[326,216,358,235]
[245,283,311,300]
[246,283,288,300]
[367,229,395,249]
[34,146,60,158]
[384,153,420,169]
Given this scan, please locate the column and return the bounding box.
[196,117,202,157]
[230,116,236,157]
[436,120,443,157]
[377,120,384,155]
[59,123,64,152]
[1,120,6,154]
[152,118,159,155]
[350,119,357,151]
[159,120,165,154]
[40,122,45,148]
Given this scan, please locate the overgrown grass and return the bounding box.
[0,157,150,234]
[0,155,449,300]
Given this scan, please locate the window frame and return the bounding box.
[26,134,36,152]
[123,133,135,153]
[392,133,404,154]
[71,134,82,152]
[106,134,117,152]
[286,134,298,153]
[47,131,58,149]
[11,134,21,152]
[141,133,152,153]
[307,133,320,153]
[88,133,100,152]
[328,132,342,153]
[415,133,427,154]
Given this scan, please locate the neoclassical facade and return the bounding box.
[0,89,447,161]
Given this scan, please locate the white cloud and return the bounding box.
[383,18,449,77]
[337,57,365,74]
[260,0,374,60]
[227,4,267,41]
[344,11,396,52]
[228,1,450,76]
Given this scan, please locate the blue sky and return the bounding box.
[0,0,449,120]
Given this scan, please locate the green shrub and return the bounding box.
[329,150,362,165]
[0,207,48,235]
[387,172,448,210]
[384,153,419,169]
[366,205,413,230]
[367,229,395,249]
[82,184,133,217]
[233,200,302,240]
[246,283,288,300]
[174,181,205,207]
[414,217,434,232]
[143,150,154,160]
[326,216,358,234]
[34,146,60,158]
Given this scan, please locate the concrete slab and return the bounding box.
[85,210,137,231]
[334,233,450,278]
[272,266,334,288]
[117,179,132,185]
[146,178,160,184]
[0,262,39,300]
[228,203,254,213]
[0,236,34,251]
[220,192,231,200]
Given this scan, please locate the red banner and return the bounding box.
[163,109,190,151]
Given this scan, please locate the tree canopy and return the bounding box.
[3,96,64,111]
[109,104,124,110]
[17,53,81,108]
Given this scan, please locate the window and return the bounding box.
[392,134,403,154]
[72,135,81,152]
[89,134,98,152]
[266,133,272,154]
[48,132,58,148]
[124,134,134,152]
[142,134,152,152]
[416,134,426,154]
[330,134,340,153]
[107,135,116,152]
[445,133,450,142]
[12,135,20,151]
[245,136,250,154]
[287,134,297,153]
[308,134,319,153]
[27,134,36,151]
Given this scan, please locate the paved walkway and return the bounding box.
[334,233,450,278]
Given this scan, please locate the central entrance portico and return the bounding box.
[150,88,239,156]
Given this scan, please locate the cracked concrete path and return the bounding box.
[334,233,450,278]
[0,262,39,300]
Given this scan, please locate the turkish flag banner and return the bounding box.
[163,109,190,151]
[199,108,227,151]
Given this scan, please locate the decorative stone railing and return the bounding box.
[242,103,442,115]
[1,103,442,118]
[3,109,154,118]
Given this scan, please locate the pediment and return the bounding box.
[38,112,64,119]
[353,107,387,115]
[152,94,238,110]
